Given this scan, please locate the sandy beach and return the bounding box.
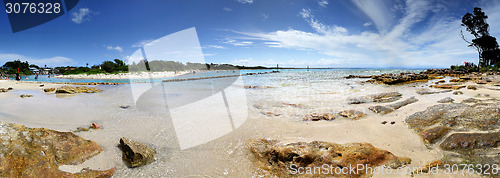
[1,70,499,177]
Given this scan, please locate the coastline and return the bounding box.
[53,71,192,80]
[1,69,499,177]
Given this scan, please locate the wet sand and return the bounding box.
[0,78,498,177]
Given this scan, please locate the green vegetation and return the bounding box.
[461,7,500,67]
[1,60,32,74]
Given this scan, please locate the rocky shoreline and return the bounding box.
[346,68,500,85]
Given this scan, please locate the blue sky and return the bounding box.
[0,0,499,68]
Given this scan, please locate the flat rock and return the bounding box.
[249,139,410,177]
[440,132,500,150]
[406,103,500,132]
[44,88,55,92]
[453,91,463,95]
[0,121,115,177]
[461,97,481,103]
[56,86,102,94]
[19,94,33,98]
[338,110,366,120]
[0,88,8,93]
[304,113,335,121]
[467,85,478,90]
[348,92,402,104]
[420,126,451,144]
[369,97,418,114]
[119,137,156,168]
[416,89,451,95]
[449,79,465,82]
[437,97,454,103]
[370,73,429,84]
[431,84,465,90]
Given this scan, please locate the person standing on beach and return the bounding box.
[15,72,20,81]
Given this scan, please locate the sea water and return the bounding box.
[2,68,435,177]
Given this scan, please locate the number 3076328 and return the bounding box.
[5,3,61,14]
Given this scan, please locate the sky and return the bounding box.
[0,0,500,68]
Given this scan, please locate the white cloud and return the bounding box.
[0,53,76,67]
[363,22,372,26]
[223,7,233,11]
[261,13,269,20]
[106,45,123,52]
[236,0,253,4]
[318,0,328,8]
[71,8,93,24]
[223,39,253,46]
[131,39,154,48]
[203,45,225,49]
[352,0,393,33]
[232,0,483,68]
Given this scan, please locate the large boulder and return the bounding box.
[249,139,410,177]
[119,137,156,168]
[0,121,115,177]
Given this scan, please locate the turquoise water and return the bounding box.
[7,69,423,84]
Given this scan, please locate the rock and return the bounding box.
[249,139,410,177]
[20,94,33,98]
[420,126,451,144]
[338,110,366,120]
[304,113,335,121]
[369,97,418,114]
[382,121,387,124]
[0,121,115,177]
[119,137,156,168]
[461,97,481,103]
[431,84,465,90]
[261,111,282,117]
[406,103,500,132]
[437,97,454,103]
[44,88,55,92]
[348,92,402,104]
[369,73,429,84]
[120,105,130,109]
[56,86,102,94]
[476,80,488,84]
[438,80,445,83]
[453,91,463,95]
[416,89,451,95]
[243,85,273,89]
[281,102,306,108]
[39,84,44,87]
[467,85,478,90]
[7,87,12,90]
[390,121,395,125]
[90,123,100,129]
[0,88,8,93]
[449,79,464,82]
[74,127,90,132]
[440,132,500,150]
[345,75,372,79]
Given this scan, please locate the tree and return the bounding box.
[3,60,31,74]
[461,7,500,67]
